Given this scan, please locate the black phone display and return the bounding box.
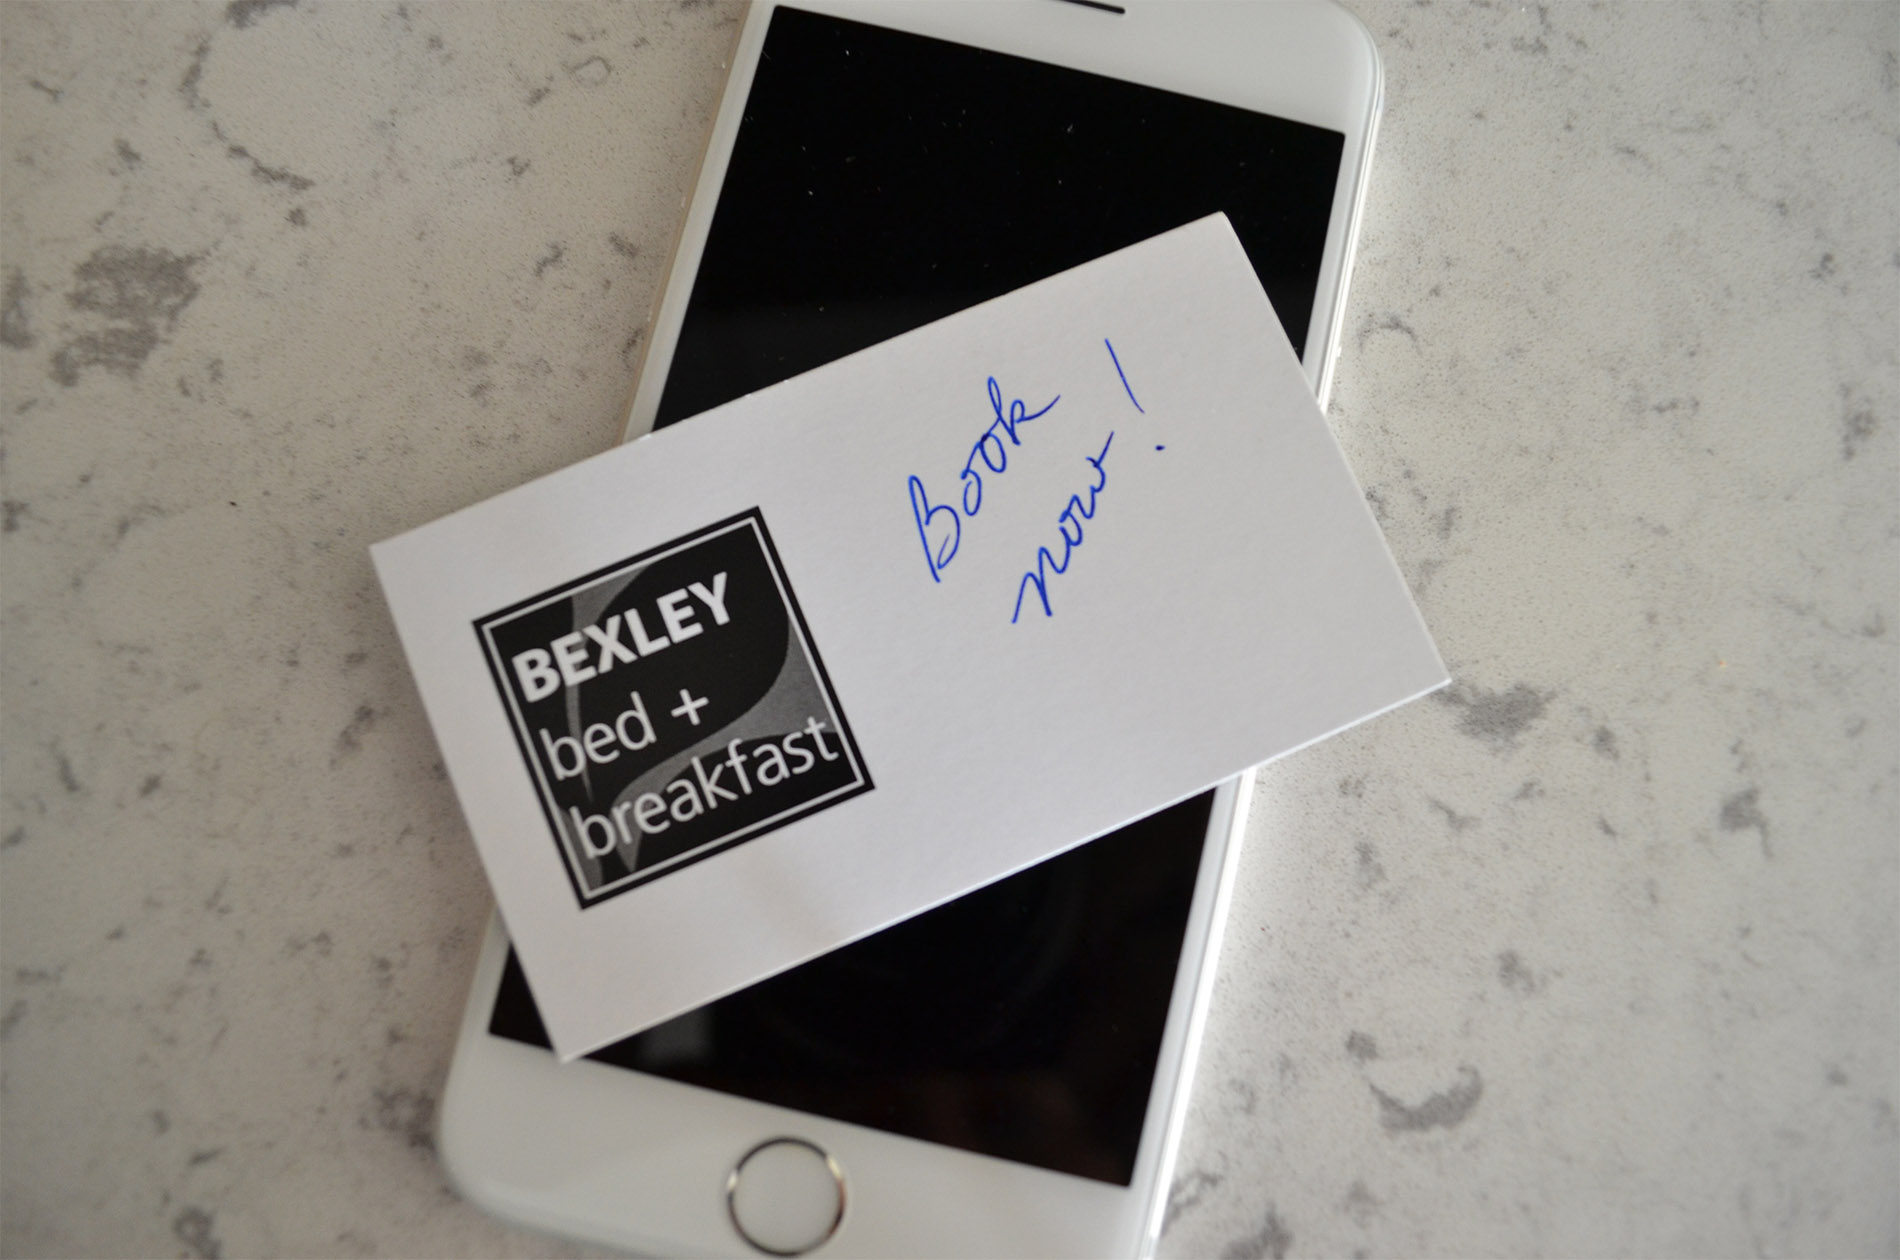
[490,3,1344,1188]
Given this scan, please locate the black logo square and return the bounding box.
[475,510,871,908]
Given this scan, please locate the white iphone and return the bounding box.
[438,2,1381,1255]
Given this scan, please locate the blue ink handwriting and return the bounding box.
[1105,338,1143,414]
[908,474,959,580]
[1012,431,1115,624]
[908,376,1059,582]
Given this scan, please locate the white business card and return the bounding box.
[373,215,1447,1059]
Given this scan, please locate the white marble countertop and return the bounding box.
[2,2,1894,1256]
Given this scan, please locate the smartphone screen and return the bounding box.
[490,3,1343,1189]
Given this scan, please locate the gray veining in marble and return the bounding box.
[2,2,1894,1257]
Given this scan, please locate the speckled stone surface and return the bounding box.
[1,3,1894,1257]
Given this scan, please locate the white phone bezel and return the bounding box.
[442,2,1381,1254]
[441,776,1250,1259]
[620,0,1381,443]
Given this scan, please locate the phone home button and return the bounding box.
[725,1137,847,1256]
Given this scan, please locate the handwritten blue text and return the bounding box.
[1012,431,1115,624]
[907,377,1059,582]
